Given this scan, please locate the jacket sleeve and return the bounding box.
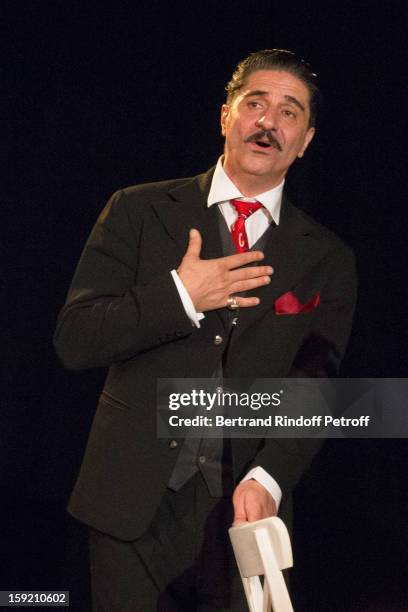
[248,241,358,498]
[53,189,193,370]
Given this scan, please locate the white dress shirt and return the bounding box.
[171,157,285,509]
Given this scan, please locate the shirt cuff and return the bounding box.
[241,466,282,510]
[171,270,205,329]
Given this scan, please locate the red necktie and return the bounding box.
[230,199,263,253]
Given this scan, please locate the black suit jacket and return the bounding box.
[54,167,357,540]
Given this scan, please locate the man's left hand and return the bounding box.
[232,479,277,526]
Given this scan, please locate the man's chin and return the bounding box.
[241,160,279,177]
[224,155,282,184]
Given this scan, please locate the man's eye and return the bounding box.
[282,109,296,118]
[248,101,261,108]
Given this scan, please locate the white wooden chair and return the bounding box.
[229,517,294,612]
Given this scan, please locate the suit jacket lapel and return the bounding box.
[152,167,223,261]
[235,194,329,331]
[152,166,228,329]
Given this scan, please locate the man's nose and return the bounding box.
[255,110,278,131]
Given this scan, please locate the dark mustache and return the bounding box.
[245,130,282,151]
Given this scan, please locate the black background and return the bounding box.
[2,1,408,610]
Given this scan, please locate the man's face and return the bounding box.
[221,70,315,189]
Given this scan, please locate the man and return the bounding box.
[54,50,357,610]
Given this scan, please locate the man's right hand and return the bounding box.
[177,229,273,313]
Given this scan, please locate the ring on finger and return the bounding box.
[226,296,239,310]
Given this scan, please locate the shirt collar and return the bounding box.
[207,157,284,225]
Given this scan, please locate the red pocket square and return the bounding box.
[275,291,320,315]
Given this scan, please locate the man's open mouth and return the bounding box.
[245,130,283,151]
[254,140,272,148]
[248,138,282,151]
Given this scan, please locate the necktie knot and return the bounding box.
[231,199,263,219]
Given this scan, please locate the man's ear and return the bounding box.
[297,127,315,158]
[220,104,230,136]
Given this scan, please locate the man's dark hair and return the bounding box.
[226,49,321,127]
